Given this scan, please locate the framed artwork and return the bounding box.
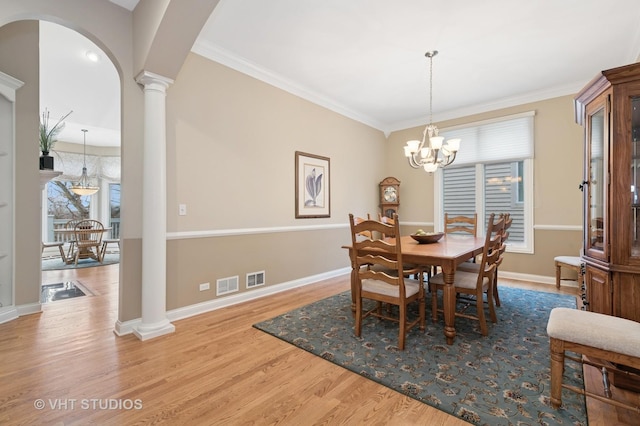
[295,151,330,218]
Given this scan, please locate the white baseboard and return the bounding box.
[111,267,573,338]
[16,302,42,316]
[0,306,18,324]
[113,267,352,337]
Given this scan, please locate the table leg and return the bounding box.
[441,266,457,345]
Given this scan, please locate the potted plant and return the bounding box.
[39,108,72,170]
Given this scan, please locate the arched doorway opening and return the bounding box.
[37,21,122,306]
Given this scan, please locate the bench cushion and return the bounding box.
[547,307,640,358]
[554,256,581,267]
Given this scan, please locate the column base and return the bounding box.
[133,320,175,341]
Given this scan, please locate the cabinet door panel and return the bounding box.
[584,265,611,315]
[584,95,608,261]
[613,272,640,321]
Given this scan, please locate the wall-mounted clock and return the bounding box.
[379,176,400,218]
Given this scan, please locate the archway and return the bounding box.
[39,20,122,303]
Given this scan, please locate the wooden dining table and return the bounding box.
[343,234,485,345]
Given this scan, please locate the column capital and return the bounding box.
[135,70,174,90]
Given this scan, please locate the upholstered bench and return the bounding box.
[547,307,640,412]
[554,256,583,289]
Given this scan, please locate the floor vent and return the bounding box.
[216,276,239,296]
[247,271,265,289]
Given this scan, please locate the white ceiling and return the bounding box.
[43,0,640,146]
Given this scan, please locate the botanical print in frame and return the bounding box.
[295,151,330,218]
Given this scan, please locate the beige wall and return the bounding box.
[165,53,386,305]
[0,21,41,306]
[386,95,584,278]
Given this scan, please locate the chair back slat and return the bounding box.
[476,214,505,287]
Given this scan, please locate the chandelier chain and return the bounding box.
[429,53,433,126]
[402,49,461,173]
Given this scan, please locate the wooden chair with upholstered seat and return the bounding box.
[444,213,478,237]
[348,213,426,350]
[72,219,105,265]
[378,213,397,239]
[433,212,479,276]
[458,212,512,307]
[353,214,374,239]
[430,213,505,336]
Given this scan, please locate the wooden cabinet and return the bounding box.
[575,61,640,322]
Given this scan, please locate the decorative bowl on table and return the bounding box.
[410,232,444,244]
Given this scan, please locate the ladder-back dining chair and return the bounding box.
[430,213,505,336]
[348,213,425,350]
[444,213,478,236]
[378,213,398,239]
[353,214,373,239]
[457,212,512,307]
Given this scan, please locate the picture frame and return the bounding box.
[295,151,330,218]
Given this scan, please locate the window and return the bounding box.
[47,180,92,221]
[109,183,121,239]
[45,180,93,242]
[436,112,534,253]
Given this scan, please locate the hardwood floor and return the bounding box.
[0,266,637,424]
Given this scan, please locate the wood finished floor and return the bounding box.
[0,265,637,424]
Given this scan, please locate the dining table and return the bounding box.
[343,234,486,345]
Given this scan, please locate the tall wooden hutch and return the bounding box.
[575,61,640,323]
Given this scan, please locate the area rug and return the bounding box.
[41,281,93,303]
[41,252,119,271]
[253,287,587,425]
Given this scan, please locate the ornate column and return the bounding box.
[133,71,175,340]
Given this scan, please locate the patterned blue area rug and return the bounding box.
[41,253,119,271]
[253,286,587,425]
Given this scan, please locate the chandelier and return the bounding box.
[403,51,460,173]
[71,129,99,196]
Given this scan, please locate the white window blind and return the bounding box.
[441,112,535,166]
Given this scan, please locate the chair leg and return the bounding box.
[354,295,363,338]
[493,273,501,307]
[398,303,406,350]
[431,285,439,323]
[487,285,497,324]
[555,262,562,288]
[549,338,565,409]
[57,244,68,264]
[476,288,488,336]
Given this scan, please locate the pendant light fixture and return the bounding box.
[71,129,99,196]
[403,50,461,173]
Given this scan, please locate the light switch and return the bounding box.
[179,204,187,216]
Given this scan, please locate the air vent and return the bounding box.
[247,271,265,288]
[216,276,239,296]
